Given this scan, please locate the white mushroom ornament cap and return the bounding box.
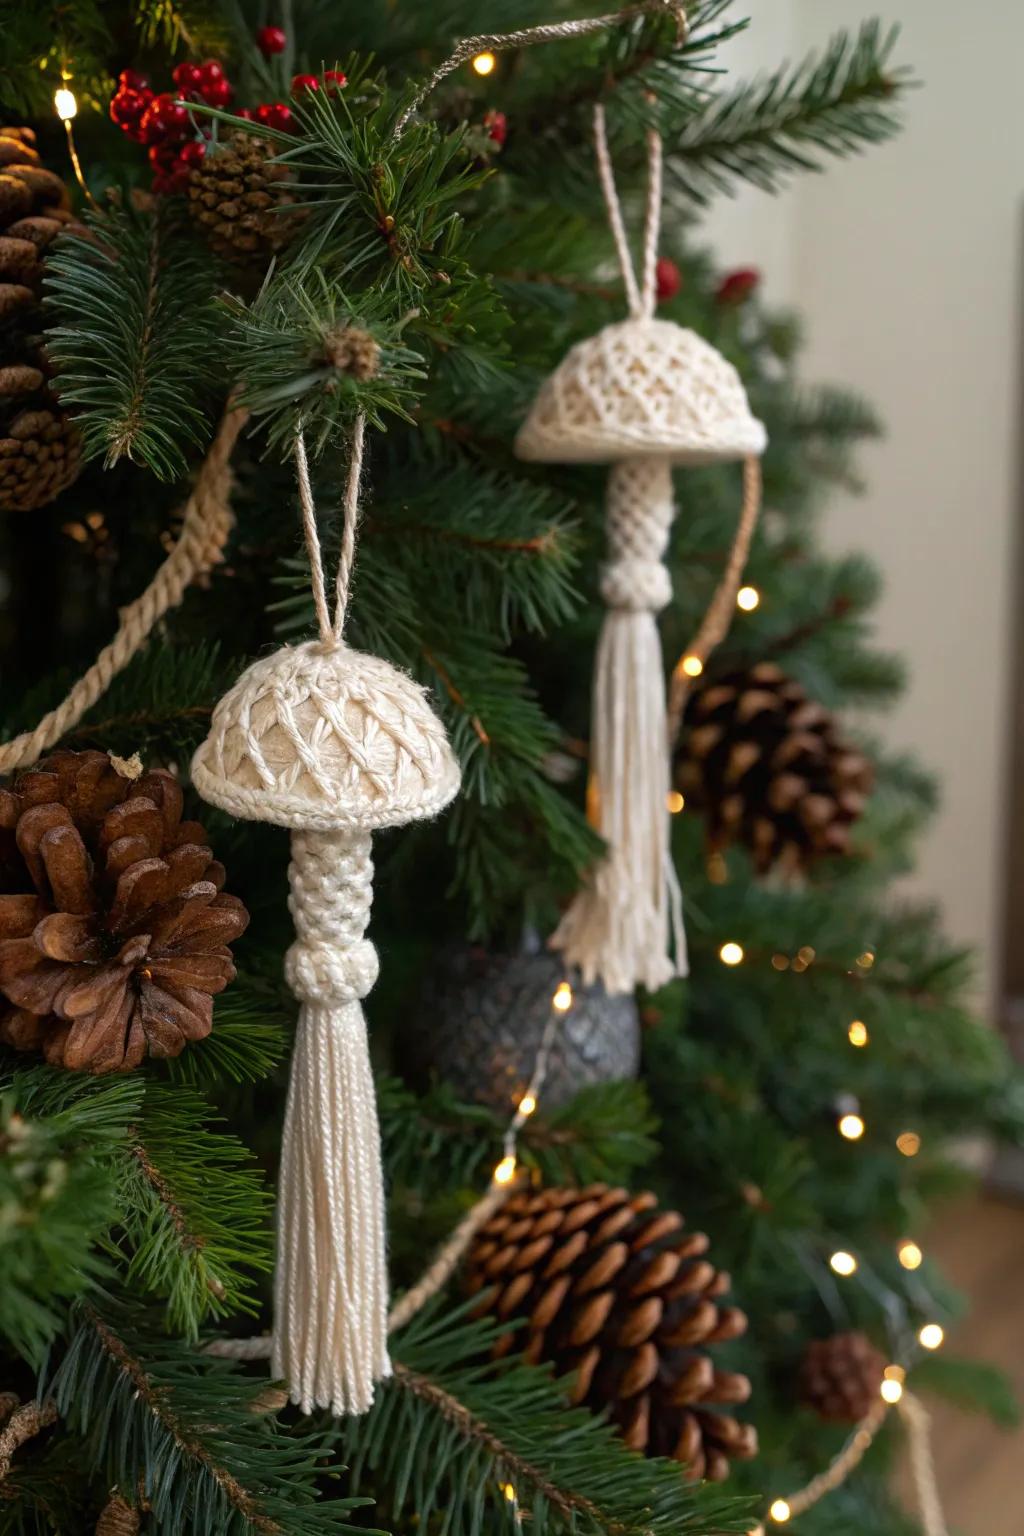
[191,639,461,833]
[515,317,767,467]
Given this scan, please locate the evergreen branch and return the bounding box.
[47,1303,375,1536]
[46,204,223,481]
[670,22,912,201]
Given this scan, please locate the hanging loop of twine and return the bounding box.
[593,105,664,320]
[294,414,367,649]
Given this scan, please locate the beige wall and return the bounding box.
[702,1,1023,1009]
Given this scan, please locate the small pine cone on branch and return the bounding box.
[95,1493,140,1536]
[467,1184,757,1482]
[798,1331,886,1423]
[0,751,248,1074]
[186,133,303,262]
[674,662,874,874]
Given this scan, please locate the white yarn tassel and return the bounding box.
[552,458,686,994]
[275,829,389,1415]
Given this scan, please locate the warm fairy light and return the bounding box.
[54,86,78,121]
[552,981,573,1012]
[517,1093,537,1117]
[898,1240,923,1271]
[737,585,760,611]
[680,654,704,678]
[771,953,789,971]
[848,1020,869,1047]
[880,1376,904,1405]
[493,1155,517,1185]
[919,1323,944,1350]
[501,1482,517,1502]
[838,1113,865,1141]
[719,941,744,966]
[856,950,875,969]
[830,1250,857,1276]
[896,1131,921,1157]
[473,50,497,74]
[769,1499,792,1524]
[883,1364,906,1383]
[667,789,685,813]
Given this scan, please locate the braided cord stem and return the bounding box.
[666,454,762,749]
[0,401,248,774]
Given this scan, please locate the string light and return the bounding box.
[918,1323,944,1350]
[830,1250,857,1276]
[856,950,875,969]
[54,86,77,120]
[838,1112,865,1141]
[501,1482,517,1502]
[680,654,703,678]
[517,1093,536,1117]
[719,941,744,966]
[666,789,685,813]
[494,980,573,1186]
[53,75,98,210]
[880,1376,904,1405]
[493,1155,517,1185]
[848,1020,869,1047]
[769,1499,792,1524]
[883,1364,906,1384]
[472,50,497,74]
[898,1240,923,1271]
[552,981,573,1012]
[896,1131,921,1157]
[771,953,789,971]
[737,585,760,611]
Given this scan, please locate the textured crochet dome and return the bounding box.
[191,640,461,831]
[515,318,766,466]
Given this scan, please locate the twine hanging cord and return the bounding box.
[294,414,365,649]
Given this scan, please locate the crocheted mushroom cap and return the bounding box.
[515,318,767,467]
[191,640,461,832]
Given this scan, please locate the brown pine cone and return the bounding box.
[674,662,874,875]
[0,402,82,512]
[186,133,302,262]
[466,1184,757,1482]
[95,1493,140,1536]
[0,751,248,1074]
[798,1331,886,1423]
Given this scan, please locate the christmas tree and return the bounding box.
[1,3,1020,1533]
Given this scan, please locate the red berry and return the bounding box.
[655,257,682,303]
[200,77,233,107]
[266,103,295,131]
[178,139,207,167]
[140,92,190,144]
[199,59,225,84]
[291,73,319,96]
[118,68,149,91]
[110,87,148,128]
[483,109,507,146]
[236,107,256,121]
[323,69,347,93]
[257,25,287,56]
[172,61,204,92]
[716,266,761,305]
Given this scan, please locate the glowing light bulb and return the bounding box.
[856,950,875,969]
[771,953,789,971]
[493,1155,517,1185]
[667,789,685,813]
[769,1499,791,1524]
[918,1323,944,1350]
[473,51,497,75]
[737,585,760,611]
[552,981,573,1012]
[880,1377,904,1404]
[830,1250,857,1276]
[517,1094,536,1117]
[719,941,744,966]
[838,1113,865,1141]
[54,86,78,121]
[848,1020,869,1047]
[680,654,703,678]
[898,1240,923,1271]
[501,1482,517,1502]
[896,1131,921,1157]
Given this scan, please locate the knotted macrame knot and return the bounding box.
[600,556,672,612]
[285,936,379,1005]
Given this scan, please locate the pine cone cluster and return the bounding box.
[0,126,83,512]
[674,662,873,874]
[467,1184,757,1481]
[186,133,302,261]
[798,1331,886,1423]
[0,751,248,1074]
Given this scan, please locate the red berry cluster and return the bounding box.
[109,61,233,192]
[483,110,507,147]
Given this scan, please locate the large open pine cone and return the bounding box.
[186,133,302,261]
[0,126,83,512]
[798,1331,886,1423]
[0,751,248,1073]
[674,662,874,874]
[467,1184,757,1481]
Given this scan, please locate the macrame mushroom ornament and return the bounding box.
[192,422,460,1414]
[516,107,766,995]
